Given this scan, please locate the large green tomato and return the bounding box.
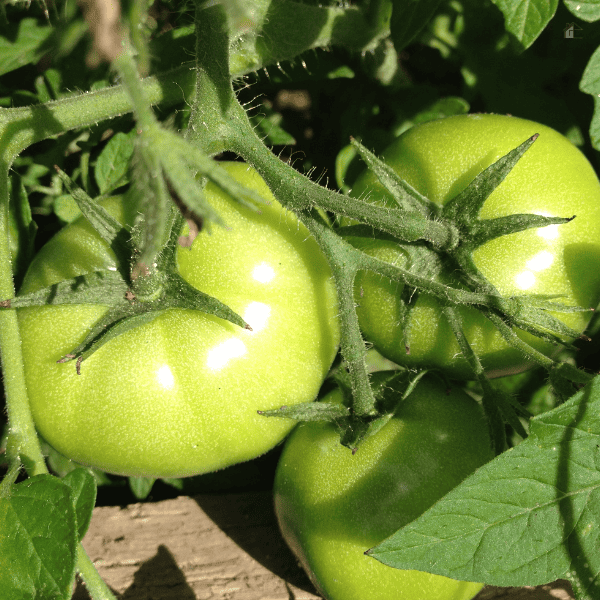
[350,114,600,378]
[18,163,339,478]
[274,373,493,600]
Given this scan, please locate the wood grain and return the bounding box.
[75,491,574,600]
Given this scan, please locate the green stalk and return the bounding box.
[188,3,238,154]
[112,49,161,133]
[0,63,194,166]
[302,215,377,417]
[76,546,118,600]
[0,168,46,476]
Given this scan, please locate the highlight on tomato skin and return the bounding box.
[348,114,600,380]
[17,163,340,478]
[274,372,494,600]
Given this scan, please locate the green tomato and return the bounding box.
[274,373,493,600]
[18,163,339,478]
[350,114,600,378]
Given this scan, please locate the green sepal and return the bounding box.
[55,272,249,371]
[549,361,594,388]
[158,272,250,329]
[337,369,430,451]
[129,137,173,273]
[48,188,250,369]
[350,137,435,216]
[57,305,162,373]
[53,166,132,278]
[491,296,591,344]
[257,401,350,421]
[442,134,537,227]
[167,131,269,213]
[397,285,419,355]
[468,213,575,249]
[258,369,431,453]
[443,305,506,453]
[548,367,583,404]
[484,384,529,441]
[480,390,507,455]
[1,270,129,309]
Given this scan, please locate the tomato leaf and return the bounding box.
[0,474,78,600]
[8,173,36,289]
[367,376,600,598]
[390,0,444,53]
[490,0,559,50]
[580,47,600,151]
[94,131,135,194]
[61,469,96,542]
[564,1,600,22]
[128,476,155,500]
[0,17,53,77]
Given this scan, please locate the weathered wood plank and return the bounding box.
[75,491,574,600]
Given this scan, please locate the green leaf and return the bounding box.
[128,476,155,500]
[490,0,559,49]
[580,46,600,151]
[564,1,600,22]
[390,0,444,52]
[62,469,96,542]
[0,17,53,77]
[251,100,296,145]
[8,173,36,289]
[53,195,82,223]
[368,376,600,597]
[0,475,78,600]
[94,131,136,194]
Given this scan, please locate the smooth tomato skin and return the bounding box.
[350,114,600,378]
[274,374,493,600]
[18,163,339,478]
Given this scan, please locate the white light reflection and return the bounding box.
[252,263,275,284]
[156,364,175,389]
[207,338,247,370]
[515,271,536,290]
[244,302,271,333]
[537,224,560,241]
[515,251,555,291]
[527,250,554,271]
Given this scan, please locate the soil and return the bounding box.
[73,491,575,600]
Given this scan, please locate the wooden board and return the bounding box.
[75,491,574,600]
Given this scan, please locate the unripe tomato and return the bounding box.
[274,373,493,600]
[18,163,339,478]
[350,114,600,378]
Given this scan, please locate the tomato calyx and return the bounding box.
[2,172,252,373]
[260,368,429,452]
[351,135,589,342]
[258,133,594,454]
